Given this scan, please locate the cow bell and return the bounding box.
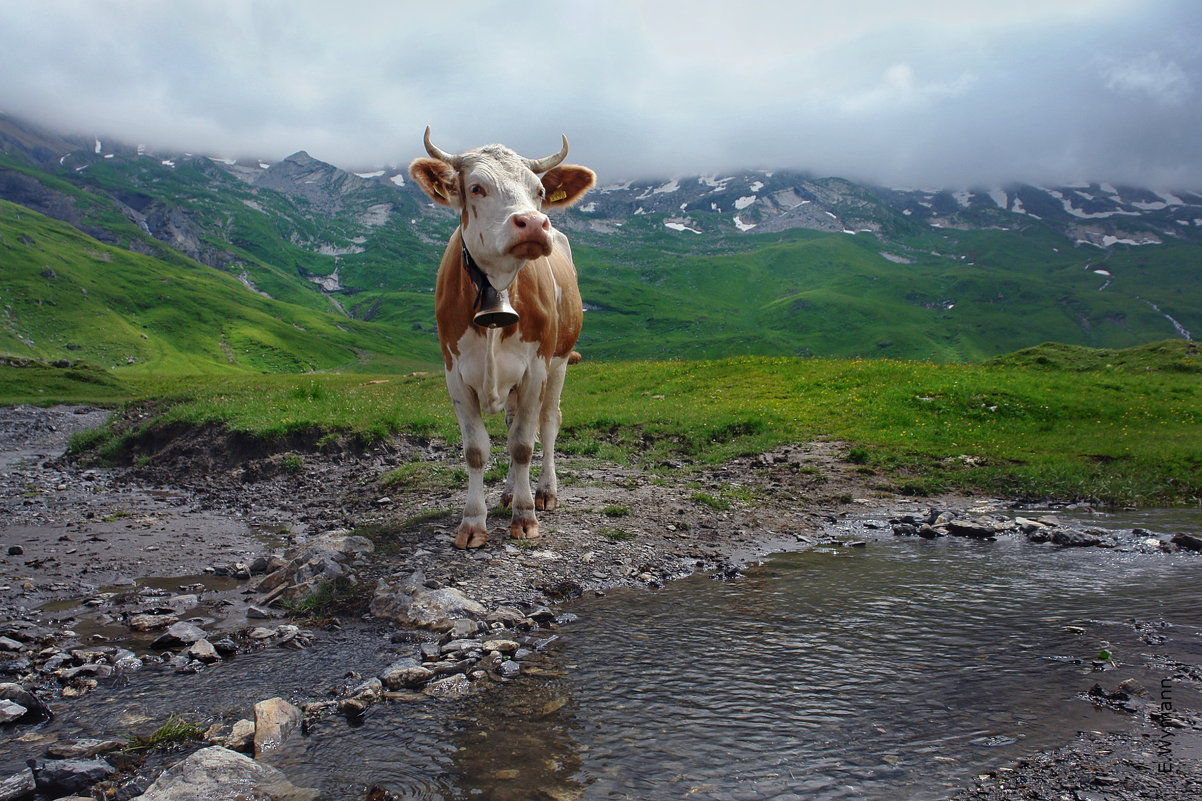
[473,284,519,328]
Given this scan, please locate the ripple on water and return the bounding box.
[553,536,1202,800]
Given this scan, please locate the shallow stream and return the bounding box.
[6,510,1202,800]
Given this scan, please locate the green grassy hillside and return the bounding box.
[572,217,1200,362]
[0,200,439,373]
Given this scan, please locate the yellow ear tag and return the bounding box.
[548,189,568,203]
[432,183,447,199]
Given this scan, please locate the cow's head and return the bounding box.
[410,127,596,293]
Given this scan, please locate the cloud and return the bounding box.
[1,0,1200,188]
[1104,53,1191,105]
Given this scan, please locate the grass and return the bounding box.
[283,576,372,618]
[6,340,1200,507]
[125,714,205,752]
[691,492,731,511]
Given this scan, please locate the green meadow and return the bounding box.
[4,339,1199,508]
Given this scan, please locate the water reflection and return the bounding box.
[444,658,585,801]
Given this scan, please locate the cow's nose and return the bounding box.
[511,211,551,232]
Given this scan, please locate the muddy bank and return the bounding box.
[1,404,1199,800]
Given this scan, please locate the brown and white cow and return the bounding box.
[409,128,596,549]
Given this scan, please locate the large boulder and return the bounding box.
[136,746,318,801]
[370,572,485,630]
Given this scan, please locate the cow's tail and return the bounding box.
[567,350,583,365]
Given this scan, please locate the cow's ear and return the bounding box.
[409,158,459,207]
[541,165,596,209]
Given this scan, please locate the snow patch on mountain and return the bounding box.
[665,219,702,234]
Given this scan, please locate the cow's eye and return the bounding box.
[469,184,485,196]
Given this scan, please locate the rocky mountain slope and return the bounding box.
[1,112,1198,367]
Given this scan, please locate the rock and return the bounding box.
[370,581,485,630]
[1052,529,1102,547]
[482,639,520,655]
[496,660,521,679]
[422,674,474,699]
[212,637,239,655]
[0,657,31,676]
[253,697,303,757]
[485,607,527,626]
[450,618,479,639]
[45,739,125,759]
[0,682,51,723]
[350,677,383,701]
[151,621,207,648]
[128,613,179,632]
[0,637,23,652]
[223,719,256,753]
[0,768,35,801]
[6,546,22,556]
[135,746,317,801]
[32,757,115,795]
[946,520,998,540]
[1171,532,1202,552]
[0,699,26,724]
[307,531,375,559]
[380,658,434,690]
[61,663,113,681]
[163,594,200,612]
[440,639,483,656]
[186,639,221,663]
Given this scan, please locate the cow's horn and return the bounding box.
[423,126,463,167]
[525,135,569,173]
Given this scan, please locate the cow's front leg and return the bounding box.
[448,374,490,549]
[506,377,544,539]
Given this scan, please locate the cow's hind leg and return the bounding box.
[507,372,545,539]
[535,359,568,512]
[448,374,490,549]
[500,400,517,510]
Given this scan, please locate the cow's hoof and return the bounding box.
[510,518,540,540]
[454,524,489,549]
[535,491,558,511]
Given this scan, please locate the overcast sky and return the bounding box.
[1,0,1199,189]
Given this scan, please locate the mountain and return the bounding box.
[0,112,1198,369]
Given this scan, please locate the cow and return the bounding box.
[409,128,596,549]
